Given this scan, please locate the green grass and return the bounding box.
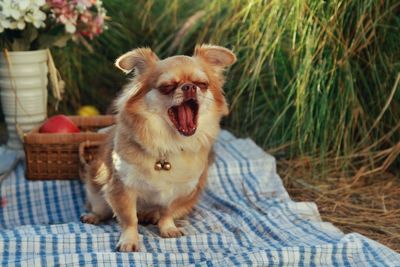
[53,0,400,171]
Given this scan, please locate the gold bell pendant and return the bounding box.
[162,162,171,171]
[154,160,172,171]
[154,162,163,171]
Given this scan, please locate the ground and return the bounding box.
[279,160,400,252]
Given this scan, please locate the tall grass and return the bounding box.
[53,0,400,171]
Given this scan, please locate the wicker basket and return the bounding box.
[24,115,115,180]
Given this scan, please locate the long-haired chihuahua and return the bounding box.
[80,44,236,252]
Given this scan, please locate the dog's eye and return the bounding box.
[159,84,177,94]
[194,82,208,90]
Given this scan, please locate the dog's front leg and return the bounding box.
[106,178,139,252]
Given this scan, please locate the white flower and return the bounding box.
[25,9,46,28]
[0,13,5,32]
[16,18,26,30]
[76,3,86,13]
[10,9,21,20]
[35,0,46,6]
[7,20,18,30]
[1,1,19,19]
[18,0,30,11]
[1,19,11,29]
[0,0,47,31]
[65,23,76,34]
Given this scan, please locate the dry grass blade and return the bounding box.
[168,10,206,54]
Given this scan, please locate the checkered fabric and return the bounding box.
[0,131,399,266]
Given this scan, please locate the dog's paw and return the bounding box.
[117,231,139,252]
[160,226,184,238]
[116,240,139,252]
[80,213,100,225]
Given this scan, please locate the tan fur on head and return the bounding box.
[81,44,236,252]
[115,48,159,74]
[194,44,237,69]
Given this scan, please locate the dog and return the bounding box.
[80,44,236,252]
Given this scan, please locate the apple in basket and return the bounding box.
[39,115,80,133]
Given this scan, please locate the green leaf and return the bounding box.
[37,34,71,49]
[21,25,38,44]
[11,38,30,51]
[53,35,71,48]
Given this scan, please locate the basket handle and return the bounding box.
[79,140,103,181]
[79,140,103,167]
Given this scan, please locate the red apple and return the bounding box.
[39,115,80,133]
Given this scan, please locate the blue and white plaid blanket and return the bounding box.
[0,131,399,266]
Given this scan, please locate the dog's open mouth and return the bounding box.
[168,99,199,136]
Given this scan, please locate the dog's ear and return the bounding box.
[194,44,236,69]
[115,48,159,74]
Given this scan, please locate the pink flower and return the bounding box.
[75,0,93,8]
[47,0,66,8]
[46,0,106,38]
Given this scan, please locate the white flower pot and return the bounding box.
[0,50,48,150]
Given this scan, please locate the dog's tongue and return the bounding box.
[168,100,198,136]
[177,103,194,131]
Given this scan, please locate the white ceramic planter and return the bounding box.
[0,50,48,150]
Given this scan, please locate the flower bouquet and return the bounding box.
[0,0,107,149]
[0,0,107,50]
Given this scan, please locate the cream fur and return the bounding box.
[112,149,201,208]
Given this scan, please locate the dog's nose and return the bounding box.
[181,83,196,92]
